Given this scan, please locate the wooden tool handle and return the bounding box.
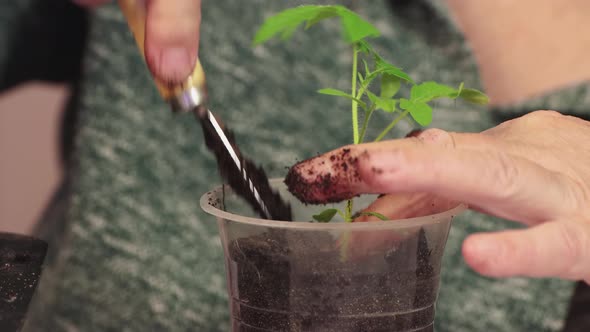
[117,0,206,103]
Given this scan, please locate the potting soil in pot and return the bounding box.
[226,227,437,332]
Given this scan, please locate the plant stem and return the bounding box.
[358,103,376,143]
[355,80,369,101]
[374,110,410,142]
[351,44,360,145]
[345,43,361,222]
[345,200,354,222]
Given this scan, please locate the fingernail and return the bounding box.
[159,47,192,82]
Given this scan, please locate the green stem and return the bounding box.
[345,200,354,222]
[374,110,410,142]
[345,43,361,222]
[351,44,360,145]
[358,103,376,143]
[355,81,369,101]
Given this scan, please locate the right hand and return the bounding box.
[286,111,590,284]
[73,0,202,84]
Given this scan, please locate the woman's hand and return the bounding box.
[285,110,590,284]
[74,0,201,83]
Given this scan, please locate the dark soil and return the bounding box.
[0,233,48,332]
[226,228,437,332]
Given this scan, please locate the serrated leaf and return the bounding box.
[358,211,389,221]
[380,74,401,98]
[253,5,380,46]
[318,88,367,109]
[459,88,490,105]
[335,6,380,43]
[400,99,433,126]
[313,208,338,222]
[367,91,397,113]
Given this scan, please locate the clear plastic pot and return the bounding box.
[201,179,466,332]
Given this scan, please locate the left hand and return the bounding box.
[285,110,590,284]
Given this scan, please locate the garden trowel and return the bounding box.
[117,0,292,221]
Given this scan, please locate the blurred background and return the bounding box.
[0,83,68,235]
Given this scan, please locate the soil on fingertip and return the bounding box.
[284,148,362,205]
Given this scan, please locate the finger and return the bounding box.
[463,221,590,283]
[359,145,582,224]
[285,132,583,224]
[72,0,111,7]
[353,193,458,222]
[285,128,496,204]
[345,194,455,259]
[145,0,201,83]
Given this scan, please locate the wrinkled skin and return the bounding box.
[74,0,201,83]
[286,111,590,284]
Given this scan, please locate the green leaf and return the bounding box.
[400,99,433,126]
[380,74,401,98]
[381,99,397,113]
[458,88,490,105]
[313,208,339,222]
[358,211,389,221]
[279,24,300,41]
[253,5,380,46]
[409,81,489,105]
[336,6,380,43]
[454,82,465,98]
[367,91,397,113]
[410,81,458,103]
[305,9,338,29]
[373,57,414,83]
[318,88,367,109]
[318,88,350,97]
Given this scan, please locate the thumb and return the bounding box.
[145,0,201,83]
[463,220,590,283]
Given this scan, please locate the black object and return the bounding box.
[563,281,590,332]
[0,233,48,332]
[197,108,293,221]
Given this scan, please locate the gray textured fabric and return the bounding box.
[0,1,583,331]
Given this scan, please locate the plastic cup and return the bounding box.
[201,179,465,332]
